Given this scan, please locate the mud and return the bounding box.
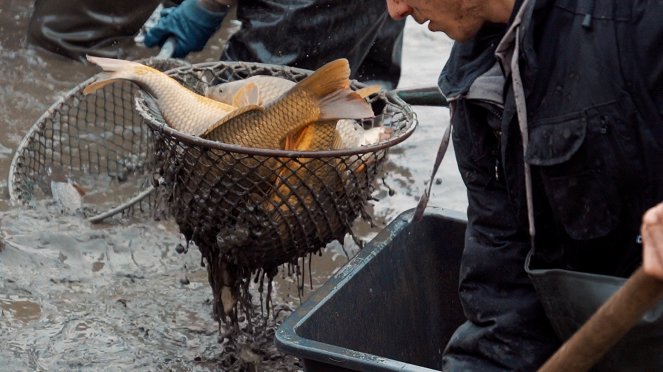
[0,2,464,370]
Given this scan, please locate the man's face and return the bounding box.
[386,0,489,41]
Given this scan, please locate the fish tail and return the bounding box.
[295,59,374,120]
[83,55,144,94]
[355,85,381,99]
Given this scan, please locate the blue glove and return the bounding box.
[144,0,228,58]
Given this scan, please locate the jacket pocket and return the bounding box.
[525,101,638,240]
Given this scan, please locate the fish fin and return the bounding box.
[282,131,296,150]
[71,182,86,197]
[296,59,351,98]
[292,125,317,151]
[86,55,142,71]
[355,85,381,99]
[292,58,374,120]
[201,104,264,137]
[318,89,375,120]
[83,74,122,94]
[232,82,261,107]
[83,55,146,94]
[283,126,306,150]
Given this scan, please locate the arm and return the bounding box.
[143,0,234,58]
[641,203,663,280]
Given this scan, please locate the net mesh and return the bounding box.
[8,58,189,220]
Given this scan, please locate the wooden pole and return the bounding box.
[539,267,663,371]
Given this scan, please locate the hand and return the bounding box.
[641,202,663,280]
[143,0,229,58]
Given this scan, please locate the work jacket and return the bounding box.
[222,0,405,89]
[438,0,663,370]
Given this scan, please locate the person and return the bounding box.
[642,203,663,281]
[385,0,663,370]
[27,0,160,62]
[143,0,406,89]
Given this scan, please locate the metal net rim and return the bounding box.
[136,60,418,158]
[138,98,417,158]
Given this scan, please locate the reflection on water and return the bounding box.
[0,1,465,370]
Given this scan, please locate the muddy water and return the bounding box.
[0,2,465,370]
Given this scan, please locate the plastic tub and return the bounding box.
[276,207,467,371]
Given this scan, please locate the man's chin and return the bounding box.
[427,22,453,37]
[437,26,478,42]
[423,20,478,42]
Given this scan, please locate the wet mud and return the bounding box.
[0,2,464,370]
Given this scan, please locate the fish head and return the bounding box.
[205,80,250,105]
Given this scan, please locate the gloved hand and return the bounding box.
[144,0,228,58]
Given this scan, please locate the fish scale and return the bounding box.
[204,88,322,149]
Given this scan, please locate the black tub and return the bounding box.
[276,207,467,371]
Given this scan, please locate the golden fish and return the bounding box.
[201,58,375,149]
[83,55,235,136]
[273,118,390,213]
[256,116,391,246]
[208,77,385,150]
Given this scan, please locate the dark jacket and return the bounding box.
[439,0,663,370]
[221,0,405,89]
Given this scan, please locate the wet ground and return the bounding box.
[0,2,465,370]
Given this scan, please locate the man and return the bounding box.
[387,0,663,370]
[144,0,406,89]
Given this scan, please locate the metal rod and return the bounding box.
[156,36,177,59]
[87,185,156,224]
[394,86,448,107]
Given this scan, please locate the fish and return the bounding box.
[206,75,295,107]
[209,75,387,150]
[207,75,382,111]
[83,55,235,136]
[249,117,391,249]
[208,77,386,147]
[201,58,375,149]
[49,165,86,215]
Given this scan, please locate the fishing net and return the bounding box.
[135,61,417,320]
[8,58,188,221]
[9,59,417,322]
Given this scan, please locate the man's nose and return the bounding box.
[386,0,411,20]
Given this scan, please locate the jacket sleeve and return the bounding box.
[632,1,663,115]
